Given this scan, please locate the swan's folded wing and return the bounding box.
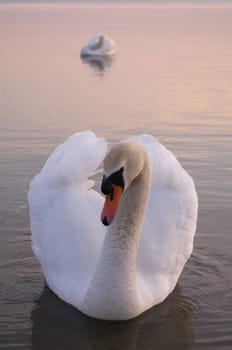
[134,135,198,304]
[28,131,107,304]
[33,131,107,188]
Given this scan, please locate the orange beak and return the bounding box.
[101,184,123,226]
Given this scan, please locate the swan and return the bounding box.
[80,34,116,57]
[28,131,198,320]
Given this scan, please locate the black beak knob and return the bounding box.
[101,175,112,195]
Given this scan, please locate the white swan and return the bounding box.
[28,131,198,320]
[81,34,116,57]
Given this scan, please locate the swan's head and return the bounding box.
[101,141,147,226]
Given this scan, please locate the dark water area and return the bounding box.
[30,286,195,350]
[0,3,232,349]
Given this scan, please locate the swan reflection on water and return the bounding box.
[81,54,115,75]
[31,284,194,350]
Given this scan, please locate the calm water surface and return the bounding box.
[0,3,232,349]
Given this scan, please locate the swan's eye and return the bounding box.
[101,167,124,196]
[110,167,124,189]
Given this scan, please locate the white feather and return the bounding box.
[28,131,198,319]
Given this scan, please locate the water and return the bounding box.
[0,2,232,349]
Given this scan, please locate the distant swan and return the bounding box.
[28,131,198,320]
[81,34,116,57]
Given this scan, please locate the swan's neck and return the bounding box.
[82,158,151,320]
[90,35,105,50]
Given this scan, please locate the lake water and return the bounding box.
[0,2,232,349]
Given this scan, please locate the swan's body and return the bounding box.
[81,34,116,57]
[28,131,198,320]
